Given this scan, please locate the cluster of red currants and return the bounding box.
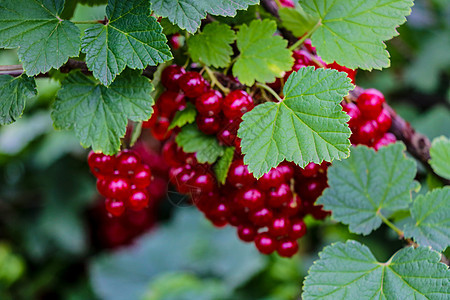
[88,150,153,217]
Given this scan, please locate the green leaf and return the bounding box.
[187,23,235,68]
[299,0,414,70]
[175,124,224,164]
[160,18,184,36]
[150,0,259,33]
[51,69,154,154]
[214,147,235,185]
[169,103,197,130]
[0,0,81,75]
[233,19,294,86]
[279,6,319,38]
[238,67,353,178]
[81,0,172,86]
[317,143,418,235]
[403,187,450,252]
[429,136,450,180]
[303,240,450,300]
[0,75,36,125]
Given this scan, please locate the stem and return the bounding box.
[72,20,103,24]
[204,66,230,94]
[377,211,404,238]
[256,83,283,102]
[288,20,322,51]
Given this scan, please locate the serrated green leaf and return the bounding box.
[169,103,197,130]
[238,67,353,178]
[150,0,259,33]
[51,69,154,154]
[81,0,172,86]
[279,6,319,38]
[187,23,235,68]
[160,18,184,36]
[317,143,418,235]
[429,136,450,179]
[299,0,414,70]
[0,75,36,125]
[303,240,450,300]
[0,0,81,76]
[403,187,450,252]
[175,124,224,164]
[214,147,235,185]
[233,19,293,85]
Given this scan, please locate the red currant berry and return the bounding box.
[105,177,131,199]
[328,62,357,84]
[96,179,110,197]
[357,89,385,119]
[189,172,216,194]
[277,238,298,257]
[353,120,379,145]
[373,132,397,151]
[128,190,149,210]
[132,165,152,189]
[268,216,290,237]
[254,233,277,254]
[205,201,230,220]
[195,90,222,116]
[376,108,392,133]
[217,128,236,146]
[222,90,254,120]
[310,205,330,220]
[151,117,172,141]
[279,0,295,8]
[298,162,320,178]
[116,150,140,174]
[162,140,184,167]
[267,183,292,207]
[295,177,327,201]
[142,106,159,128]
[257,167,285,190]
[237,224,257,242]
[249,207,274,227]
[205,213,228,227]
[303,39,316,54]
[161,65,186,91]
[196,115,222,135]
[278,162,295,181]
[227,159,256,187]
[236,187,265,210]
[280,194,302,217]
[105,198,125,217]
[88,152,116,176]
[157,91,186,117]
[342,102,362,128]
[179,71,206,98]
[169,33,183,50]
[289,218,307,239]
[175,168,196,194]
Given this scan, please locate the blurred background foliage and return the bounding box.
[0,0,449,299]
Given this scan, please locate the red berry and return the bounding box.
[132,165,152,189]
[295,177,327,201]
[179,71,206,98]
[357,89,385,119]
[189,172,216,194]
[267,183,292,207]
[128,190,149,210]
[257,167,285,191]
[278,162,295,181]
[249,207,274,227]
[88,152,116,176]
[116,150,140,174]
[161,65,186,91]
[96,179,110,197]
[205,201,230,220]
[217,128,237,146]
[195,90,222,116]
[151,117,172,141]
[162,140,184,167]
[376,108,392,133]
[207,216,228,228]
[353,120,379,145]
[303,39,316,54]
[280,194,302,217]
[196,115,222,135]
[289,218,307,239]
[169,33,183,50]
[105,177,131,199]
[105,198,125,217]
[142,106,159,128]
[373,132,397,151]
[298,162,321,178]
[268,216,290,237]
[175,168,195,194]
[157,91,186,117]
[328,62,357,84]
[310,205,330,220]
[227,159,256,187]
[342,102,362,129]
[277,238,298,257]
[236,187,265,210]
[254,233,277,254]
[222,90,254,120]
[237,224,257,242]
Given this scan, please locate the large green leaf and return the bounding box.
[279,5,319,38]
[51,69,154,154]
[299,0,414,70]
[150,0,259,33]
[0,75,36,125]
[302,240,450,300]
[429,136,450,180]
[81,0,172,86]
[317,143,418,235]
[0,0,81,75]
[233,19,294,86]
[238,67,353,178]
[175,124,224,164]
[187,22,235,68]
[403,187,450,252]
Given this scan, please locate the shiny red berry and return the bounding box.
[132,165,152,189]
[237,187,265,210]
[161,65,186,91]
[157,91,186,117]
[128,190,149,210]
[267,183,292,207]
[249,207,274,227]
[357,89,385,119]
[151,117,172,141]
[295,177,327,201]
[105,198,125,217]
[189,172,216,194]
[342,102,362,129]
[376,108,392,133]
[269,216,290,237]
[179,72,206,98]
[289,218,307,239]
[116,150,140,174]
[88,152,116,176]
[254,233,277,254]
[222,90,254,120]
[237,224,257,242]
[227,159,256,187]
[353,120,379,145]
[196,115,222,135]
[105,177,130,199]
[298,162,321,178]
[277,238,298,257]
[280,194,302,217]
[195,90,222,116]
[257,167,285,190]
[373,132,397,151]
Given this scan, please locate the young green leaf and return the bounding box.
[429,136,450,179]
[279,6,319,38]
[403,187,450,252]
[303,240,450,300]
[81,0,172,86]
[187,23,235,68]
[238,67,353,178]
[175,124,224,164]
[51,69,154,155]
[214,147,235,185]
[317,143,418,235]
[233,19,294,85]
[0,0,81,76]
[149,0,259,33]
[0,75,36,125]
[299,0,414,70]
[169,103,197,130]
